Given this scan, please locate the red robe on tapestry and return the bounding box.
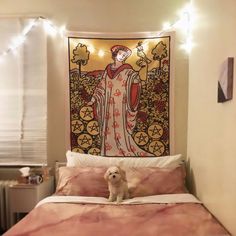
[92,63,153,156]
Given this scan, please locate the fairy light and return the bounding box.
[178,3,194,53]
[98,50,105,57]
[174,12,190,34]
[161,2,194,53]
[88,45,95,54]
[0,16,66,60]
[0,2,194,60]
[43,19,57,36]
[59,25,66,37]
[13,35,26,47]
[181,36,193,53]
[162,22,171,31]
[0,18,39,58]
[22,19,37,35]
[179,3,194,18]
[142,42,149,52]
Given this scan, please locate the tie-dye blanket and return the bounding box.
[5,194,230,236]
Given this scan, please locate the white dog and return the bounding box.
[104,166,129,203]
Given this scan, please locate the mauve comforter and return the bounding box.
[5,195,230,236]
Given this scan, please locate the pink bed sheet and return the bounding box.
[5,202,230,236]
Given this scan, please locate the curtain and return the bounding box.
[0,18,47,165]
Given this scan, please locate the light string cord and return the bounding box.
[0,3,193,60]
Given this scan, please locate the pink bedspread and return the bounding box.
[5,202,229,236]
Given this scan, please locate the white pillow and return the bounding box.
[66,151,183,169]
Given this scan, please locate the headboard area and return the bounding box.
[55,161,66,185]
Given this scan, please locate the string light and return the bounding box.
[142,42,149,53]
[178,3,194,52]
[22,19,38,35]
[0,16,66,61]
[59,25,66,37]
[88,45,95,54]
[179,3,194,18]
[161,3,194,53]
[43,19,58,36]
[162,22,171,31]
[12,35,26,48]
[181,36,193,53]
[0,2,194,61]
[98,50,105,57]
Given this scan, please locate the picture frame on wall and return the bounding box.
[218,57,234,103]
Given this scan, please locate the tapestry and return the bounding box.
[68,36,172,157]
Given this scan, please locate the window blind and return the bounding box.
[0,18,47,166]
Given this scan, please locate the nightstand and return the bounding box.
[9,176,54,226]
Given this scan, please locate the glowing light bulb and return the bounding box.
[14,35,25,47]
[98,50,105,57]
[181,3,194,16]
[175,3,194,32]
[142,42,149,52]
[59,25,66,37]
[163,22,171,31]
[43,19,57,36]
[8,35,25,53]
[88,45,95,53]
[181,36,193,53]
[174,14,190,31]
[22,20,37,35]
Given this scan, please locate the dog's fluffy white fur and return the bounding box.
[104,166,129,203]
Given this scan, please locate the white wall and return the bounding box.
[0,0,189,166]
[188,0,236,235]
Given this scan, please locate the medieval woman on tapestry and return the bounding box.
[88,45,153,156]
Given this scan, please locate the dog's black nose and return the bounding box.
[112,175,116,178]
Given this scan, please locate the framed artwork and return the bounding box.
[218,57,234,103]
[68,34,173,157]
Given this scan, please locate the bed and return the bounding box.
[4,152,230,236]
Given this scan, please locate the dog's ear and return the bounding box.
[118,167,127,181]
[104,169,109,181]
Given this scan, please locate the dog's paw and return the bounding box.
[108,195,116,202]
[116,196,123,204]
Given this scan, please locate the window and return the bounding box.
[0,18,47,165]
